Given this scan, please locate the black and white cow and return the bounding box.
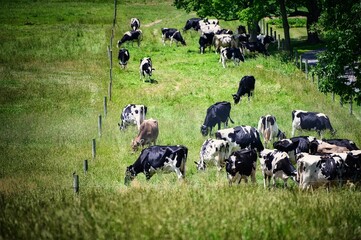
[195,138,230,171]
[117,29,143,47]
[183,18,202,31]
[213,34,235,53]
[257,115,286,147]
[334,150,361,183]
[216,29,233,35]
[260,149,297,188]
[297,153,345,190]
[292,110,336,137]
[233,33,250,48]
[273,136,317,163]
[117,48,130,69]
[118,104,147,130]
[215,126,264,157]
[200,23,221,35]
[257,34,275,50]
[199,32,214,54]
[225,148,257,185]
[124,145,188,185]
[232,75,255,104]
[130,18,140,30]
[219,47,244,68]
[139,57,155,81]
[161,28,186,46]
[201,101,234,137]
[242,41,268,56]
[237,25,247,34]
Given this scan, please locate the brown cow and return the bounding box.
[131,118,159,152]
[310,140,349,155]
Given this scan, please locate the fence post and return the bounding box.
[299,56,302,69]
[98,114,102,137]
[104,96,107,117]
[73,173,79,193]
[92,139,96,159]
[294,50,298,65]
[277,34,281,50]
[108,80,112,101]
[350,97,353,115]
[266,23,269,35]
[270,27,273,37]
[312,71,315,83]
[305,59,309,79]
[274,30,277,42]
[84,160,88,174]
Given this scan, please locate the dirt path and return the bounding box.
[143,19,162,27]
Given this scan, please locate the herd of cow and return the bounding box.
[117,18,361,190]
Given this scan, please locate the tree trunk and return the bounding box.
[305,0,321,43]
[278,0,291,52]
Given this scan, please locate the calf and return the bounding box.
[131,119,159,152]
[225,149,257,185]
[219,47,244,68]
[257,115,286,147]
[161,28,186,46]
[259,149,297,188]
[195,139,230,171]
[130,18,140,30]
[292,110,336,137]
[232,75,255,104]
[199,32,214,54]
[201,101,234,137]
[139,57,155,81]
[117,29,143,47]
[118,104,147,130]
[183,18,202,31]
[297,153,345,190]
[124,145,188,185]
[117,48,130,69]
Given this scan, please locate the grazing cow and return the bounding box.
[139,57,155,81]
[334,150,361,183]
[257,34,275,50]
[215,125,264,157]
[131,119,159,152]
[183,18,202,31]
[117,29,143,47]
[213,34,235,53]
[232,75,255,104]
[118,104,147,130]
[199,32,214,54]
[161,28,186,46]
[201,101,234,137]
[259,149,297,188]
[291,110,336,137]
[195,139,230,171]
[257,115,286,147]
[124,145,188,185]
[297,153,345,190]
[242,41,268,56]
[309,139,349,155]
[225,149,257,185]
[273,136,317,163]
[130,18,140,30]
[219,47,244,68]
[118,48,130,69]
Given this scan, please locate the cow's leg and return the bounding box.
[218,122,221,130]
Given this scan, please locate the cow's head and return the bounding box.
[200,125,209,136]
[124,165,136,185]
[232,94,241,104]
[194,161,206,171]
[131,139,144,152]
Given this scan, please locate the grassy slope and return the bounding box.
[1,0,361,239]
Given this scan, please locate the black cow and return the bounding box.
[139,57,155,81]
[199,32,214,54]
[118,48,130,69]
[237,25,247,34]
[124,145,188,185]
[161,28,186,46]
[130,18,140,30]
[273,136,317,163]
[117,29,142,47]
[216,126,264,156]
[219,47,244,68]
[291,110,336,137]
[183,17,202,31]
[201,101,234,136]
[257,34,275,50]
[232,75,255,104]
[225,148,257,185]
[242,41,268,56]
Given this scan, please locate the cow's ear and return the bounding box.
[194,161,198,165]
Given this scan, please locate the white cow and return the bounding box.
[195,138,230,171]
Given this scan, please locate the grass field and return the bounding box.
[1,0,361,239]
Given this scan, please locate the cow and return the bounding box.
[216,29,233,35]
[237,25,247,34]
[139,57,155,81]
[233,33,250,48]
[215,125,264,157]
[242,41,268,56]
[118,104,147,130]
[183,18,202,31]
[257,115,286,147]
[232,75,255,104]
[297,153,345,190]
[161,28,186,46]
[117,29,143,47]
[334,150,361,183]
[219,47,245,68]
[259,149,297,188]
[213,34,235,53]
[291,110,336,137]
[131,118,159,152]
[117,48,130,69]
[130,18,140,30]
[194,139,230,171]
[257,34,275,50]
[124,145,188,185]
[200,23,221,35]
[323,139,359,151]
[202,18,219,25]
[201,101,234,137]
[273,136,317,163]
[199,32,214,54]
[225,148,257,185]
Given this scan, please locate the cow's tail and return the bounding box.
[228,116,234,124]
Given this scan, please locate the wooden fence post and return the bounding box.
[299,56,302,69]
[92,139,96,159]
[84,160,88,174]
[73,173,79,193]
[270,27,273,37]
[350,97,353,115]
[305,59,309,79]
[266,23,269,35]
[294,50,298,65]
[108,80,112,101]
[274,30,277,42]
[104,96,107,117]
[277,34,281,50]
[98,114,102,137]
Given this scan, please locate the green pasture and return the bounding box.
[1,0,361,239]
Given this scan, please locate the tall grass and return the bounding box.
[1,0,361,239]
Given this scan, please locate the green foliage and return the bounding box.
[268,17,306,28]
